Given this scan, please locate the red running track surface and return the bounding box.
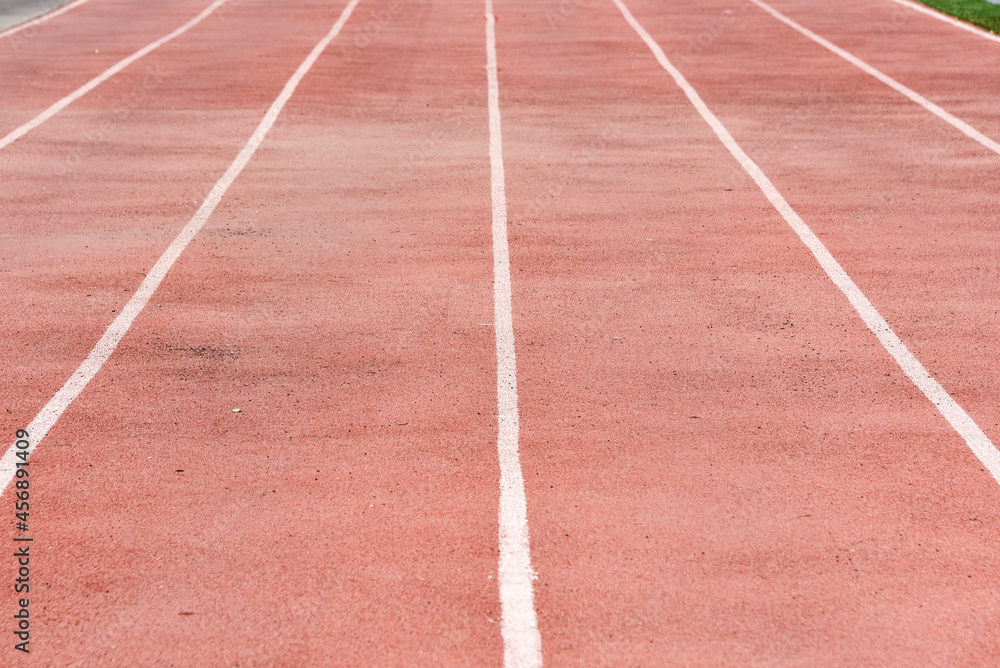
[1,0,998,664]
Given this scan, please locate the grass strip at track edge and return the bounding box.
[916,0,1000,34]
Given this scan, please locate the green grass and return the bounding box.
[916,0,1000,34]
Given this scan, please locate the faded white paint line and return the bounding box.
[612,0,1000,484]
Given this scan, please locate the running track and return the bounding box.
[1,0,999,665]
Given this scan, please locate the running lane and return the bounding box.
[615,0,1000,475]
[2,0,510,664]
[493,0,1000,664]
[0,0,231,134]
[0,0,346,468]
[745,0,1000,141]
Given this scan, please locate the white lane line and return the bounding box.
[485,0,543,666]
[886,0,1000,45]
[611,0,1000,485]
[747,0,1000,159]
[0,0,230,151]
[0,0,92,41]
[0,0,363,491]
